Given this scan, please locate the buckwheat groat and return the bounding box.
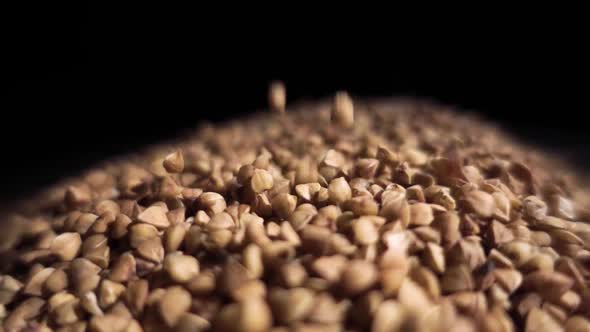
[2,84,590,332]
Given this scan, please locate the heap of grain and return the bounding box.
[2,82,590,332]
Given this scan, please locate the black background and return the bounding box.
[1,4,589,207]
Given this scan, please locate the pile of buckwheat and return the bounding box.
[2,82,590,332]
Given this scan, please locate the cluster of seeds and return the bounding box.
[2,84,590,332]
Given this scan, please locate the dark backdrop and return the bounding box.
[1,4,588,206]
